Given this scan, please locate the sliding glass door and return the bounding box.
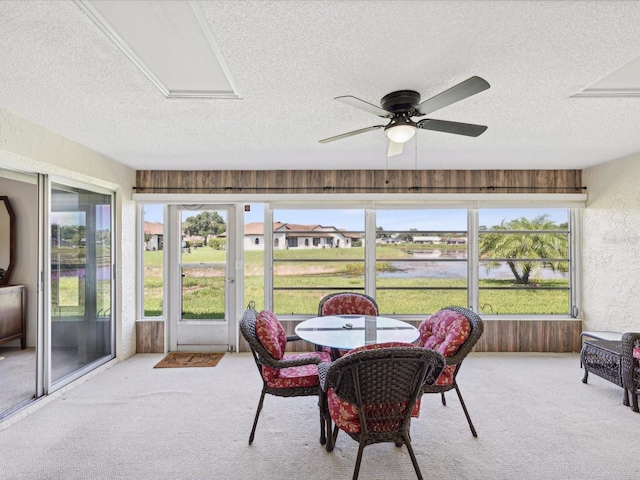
[50,183,113,387]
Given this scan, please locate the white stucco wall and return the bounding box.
[0,109,137,359]
[582,152,640,332]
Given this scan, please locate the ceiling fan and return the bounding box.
[319,76,490,157]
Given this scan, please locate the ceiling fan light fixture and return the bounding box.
[386,124,416,143]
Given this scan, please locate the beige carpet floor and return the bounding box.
[0,352,637,479]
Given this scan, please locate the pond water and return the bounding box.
[378,250,568,280]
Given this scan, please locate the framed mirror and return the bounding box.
[0,196,16,285]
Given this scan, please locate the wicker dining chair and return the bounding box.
[318,292,379,317]
[318,344,445,480]
[417,306,484,437]
[317,292,379,358]
[239,302,332,444]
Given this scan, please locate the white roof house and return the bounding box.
[413,236,443,244]
[243,222,360,250]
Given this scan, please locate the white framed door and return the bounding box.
[167,205,237,352]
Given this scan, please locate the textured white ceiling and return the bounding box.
[1,1,640,171]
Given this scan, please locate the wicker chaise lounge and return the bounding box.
[581,331,640,412]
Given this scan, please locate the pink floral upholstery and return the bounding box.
[417,309,471,386]
[633,348,640,361]
[255,309,332,385]
[344,341,416,356]
[320,293,378,317]
[328,342,421,433]
[264,351,332,389]
[255,310,287,360]
[319,293,379,357]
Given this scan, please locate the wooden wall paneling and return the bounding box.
[238,319,582,354]
[136,321,164,353]
[136,169,583,194]
[473,320,518,352]
[548,320,582,352]
[517,320,541,352]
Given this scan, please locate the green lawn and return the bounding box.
[142,247,569,318]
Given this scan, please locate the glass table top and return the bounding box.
[295,315,419,350]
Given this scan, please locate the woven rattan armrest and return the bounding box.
[258,353,323,369]
[318,362,331,392]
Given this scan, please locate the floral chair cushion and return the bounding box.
[319,294,379,358]
[264,351,332,388]
[328,342,421,433]
[255,309,287,360]
[344,341,416,356]
[320,293,378,317]
[633,348,640,361]
[417,309,471,386]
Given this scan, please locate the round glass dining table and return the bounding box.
[294,314,419,353]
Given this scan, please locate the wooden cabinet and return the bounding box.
[0,285,25,348]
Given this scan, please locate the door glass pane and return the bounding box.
[51,184,112,385]
[180,209,226,320]
[142,204,163,317]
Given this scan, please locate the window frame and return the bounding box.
[474,208,573,316]
[265,202,581,320]
[133,195,584,322]
[138,203,168,320]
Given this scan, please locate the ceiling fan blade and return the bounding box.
[387,140,404,157]
[335,96,391,117]
[415,76,490,116]
[319,125,385,143]
[417,119,488,137]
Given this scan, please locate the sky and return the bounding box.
[142,204,568,232]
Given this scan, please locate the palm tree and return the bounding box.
[479,214,568,284]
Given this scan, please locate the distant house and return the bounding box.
[413,236,442,244]
[376,236,401,244]
[445,237,467,245]
[243,222,359,250]
[182,234,207,247]
[146,221,360,251]
[144,222,163,251]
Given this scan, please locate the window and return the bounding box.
[141,204,164,317]
[478,208,571,315]
[265,204,577,318]
[375,209,468,315]
[138,202,578,320]
[272,209,365,315]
